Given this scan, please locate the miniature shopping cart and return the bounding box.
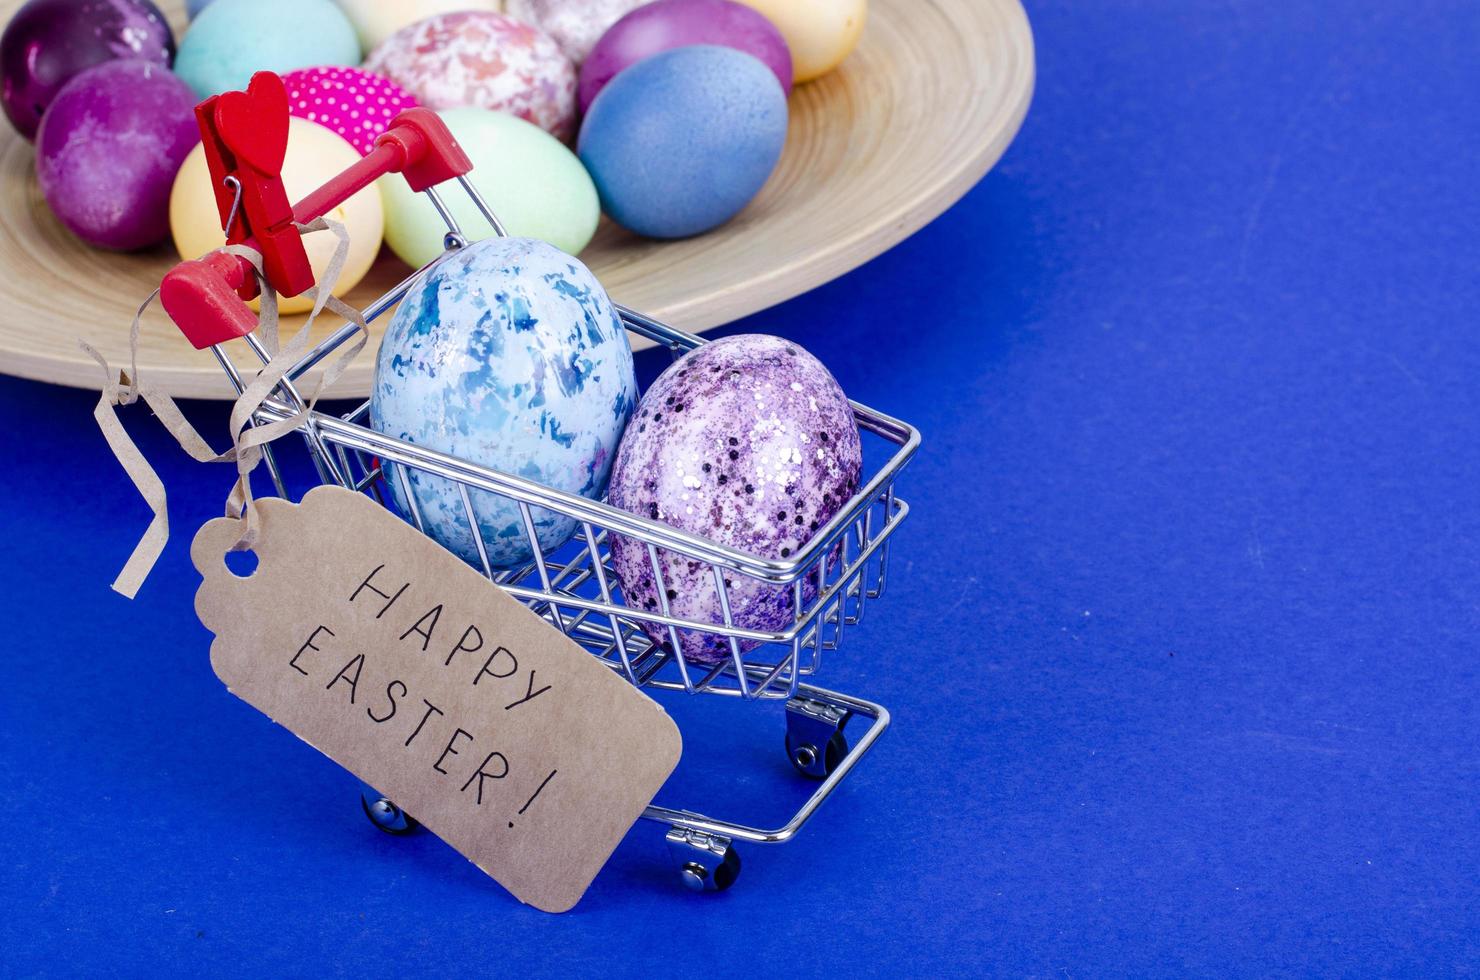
[160,73,919,892]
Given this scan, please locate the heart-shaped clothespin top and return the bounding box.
[214,72,290,176]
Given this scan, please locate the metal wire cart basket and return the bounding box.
[162,74,919,893]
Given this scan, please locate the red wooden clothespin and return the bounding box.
[161,71,474,351]
[195,71,314,303]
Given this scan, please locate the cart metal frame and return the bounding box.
[204,176,920,891]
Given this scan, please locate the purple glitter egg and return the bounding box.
[37,59,198,249]
[1,0,175,140]
[608,334,862,665]
[578,0,791,114]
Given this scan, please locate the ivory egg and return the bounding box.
[170,117,384,314]
[334,0,503,52]
[734,0,865,83]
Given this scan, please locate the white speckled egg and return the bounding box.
[505,0,651,65]
[607,334,862,664]
[364,11,578,140]
[735,0,866,83]
[371,237,638,569]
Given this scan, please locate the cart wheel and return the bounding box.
[786,728,849,779]
[360,785,418,835]
[665,828,741,892]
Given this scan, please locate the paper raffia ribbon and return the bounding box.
[84,218,370,598]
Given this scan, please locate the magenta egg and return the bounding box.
[0,0,175,140]
[37,59,198,250]
[579,0,791,114]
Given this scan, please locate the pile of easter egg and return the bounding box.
[2,0,868,310]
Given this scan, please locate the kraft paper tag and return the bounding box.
[191,486,682,913]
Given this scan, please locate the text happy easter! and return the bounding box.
[286,563,558,824]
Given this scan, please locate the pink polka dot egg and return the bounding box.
[281,66,419,156]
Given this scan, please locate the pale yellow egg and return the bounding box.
[335,0,503,52]
[170,117,384,315]
[735,0,867,83]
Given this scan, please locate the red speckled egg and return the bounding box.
[363,11,577,141]
[282,65,417,156]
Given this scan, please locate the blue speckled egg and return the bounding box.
[577,44,787,239]
[607,335,862,664]
[371,236,638,569]
[174,0,359,99]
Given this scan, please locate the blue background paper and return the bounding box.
[4,0,1479,974]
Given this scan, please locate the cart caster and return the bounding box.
[360,785,418,835]
[785,696,851,779]
[665,828,741,892]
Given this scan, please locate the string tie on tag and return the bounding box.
[84,217,371,598]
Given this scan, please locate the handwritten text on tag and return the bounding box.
[191,486,682,913]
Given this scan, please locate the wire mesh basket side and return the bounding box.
[312,412,909,700]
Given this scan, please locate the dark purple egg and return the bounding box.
[1,0,175,140]
[37,59,198,249]
[607,335,862,665]
[579,0,791,114]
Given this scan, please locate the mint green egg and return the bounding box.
[380,107,600,270]
[174,0,359,99]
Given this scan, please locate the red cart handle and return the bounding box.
[160,71,472,350]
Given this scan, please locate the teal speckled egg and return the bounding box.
[174,0,359,99]
[371,237,638,569]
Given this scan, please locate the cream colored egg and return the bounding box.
[735,0,866,83]
[335,0,503,52]
[170,117,384,315]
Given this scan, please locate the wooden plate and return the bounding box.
[0,0,1033,399]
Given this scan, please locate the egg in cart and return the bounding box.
[159,71,920,893]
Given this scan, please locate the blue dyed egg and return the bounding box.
[578,44,787,239]
[174,0,359,99]
[371,237,638,570]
